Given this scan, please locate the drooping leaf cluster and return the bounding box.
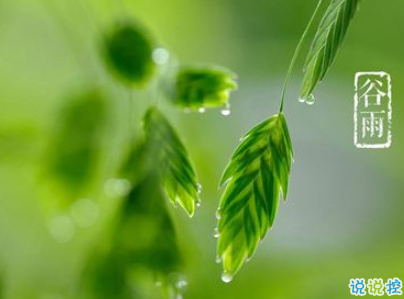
[215,0,362,280]
[46,88,108,197]
[217,113,293,279]
[143,107,200,216]
[121,107,200,217]
[301,0,361,98]
[164,67,237,111]
[84,108,194,298]
[103,22,155,86]
[84,172,185,299]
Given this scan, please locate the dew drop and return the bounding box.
[215,210,221,220]
[196,200,201,208]
[220,103,231,116]
[215,255,222,264]
[306,94,316,105]
[152,47,170,65]
[213,227,220,238]
[299,94,316,105]
[197,182,203,194]
[198,107,206,114]
[221,271,233,283]
[176,278,188,289]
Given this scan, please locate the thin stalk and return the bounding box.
[279,0,325,113]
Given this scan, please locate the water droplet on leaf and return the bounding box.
[299,94,316,105]
[213,227,220,238]
[215,210,221,220]
[198,107,206,114]
[220,103,231,116]
[197,182,203,194]
[221,271,233,283]
[306,94,316,105]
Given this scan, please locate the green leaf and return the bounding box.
[117,173,182,274]
[103,22,155,86]
[164,66,237,111]
[301,0,360,98]
[47,88,108,196]
[216,113,293,280]
[84,173,183,299]
[83,253,134,299]
[143,107,200,217]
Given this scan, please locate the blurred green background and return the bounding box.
[1,0,404,298]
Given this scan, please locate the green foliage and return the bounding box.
[143,107,200,217]
[84,173,183,299]
[47,89,107,197]
[216,113,293,279]
[103,22,155,86]
[164,67,237,111]
[84,254,133,299]
[301,0,360,98]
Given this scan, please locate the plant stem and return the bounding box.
[279,0,325,113]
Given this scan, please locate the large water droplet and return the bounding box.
[198,107,206,114]
[220,103,231,116]
[152,47,170,65]
[221,271,233,283]
[70,198,99,228]
[104,178,131,198]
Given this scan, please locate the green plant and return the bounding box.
[216,0,361,280]
[45,89,108,200]
[41,0,362,296]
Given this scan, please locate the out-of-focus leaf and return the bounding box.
[143,107,200,217]
[103,22,155,86]
[46,89,108,197]
[216,113,293,280]
[116,173,182,273]
[84,253,134,299]
[164,66,237,111]
[301,0,360,98]
[84,173,185,299]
